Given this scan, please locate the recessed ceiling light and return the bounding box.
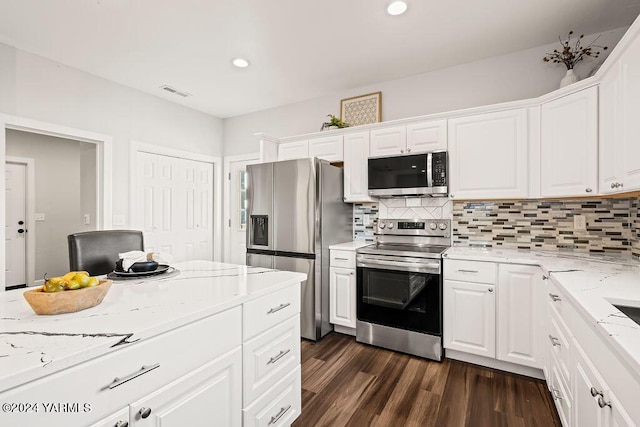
[232,58,250,68]
[387,1,407,16]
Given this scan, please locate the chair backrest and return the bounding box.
[67,230,145,275]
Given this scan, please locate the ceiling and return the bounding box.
[1,0,640,118]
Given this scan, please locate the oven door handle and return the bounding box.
[357,259,440,274]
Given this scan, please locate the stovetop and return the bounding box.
[357,243,450,259]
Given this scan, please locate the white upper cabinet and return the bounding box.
[308,135,344,162]
[343,131,373,203]
[369,126,407,157]
[600,34,640,194]
[541,86,598,197]
[406,119,448,153]
[448,108,528,200]
[278,140,309,161]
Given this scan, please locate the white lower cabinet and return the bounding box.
[243,366,302,427]
[89,408,129,427]
[130,347,242,426]
[329,266,356,329]
[497,265,542,368]
[443,279,496,358]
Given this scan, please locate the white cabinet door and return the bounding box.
[443,279,496,358]
[620,35,640,192]
[599,63,623,194]
[573,342,607,427]
[606,390,636,427]
[89,408,129,427]
[308,135,344,162]
[369,126,407,157]
[343,131,373,202]
[130,347,242,427]
[406,119,447,153]
[278,140,309,161]
[541,86,598,197]
[329,267,356,328]
[448,109,528,199]
[497,265,542,369]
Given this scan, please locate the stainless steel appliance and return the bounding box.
[246,158,352,341]
[356,218,450,361]
[368,151,448,197]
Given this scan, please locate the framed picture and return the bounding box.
[340,92,381,127]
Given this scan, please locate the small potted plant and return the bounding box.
[321,114,349,131]
[543,31,607,87]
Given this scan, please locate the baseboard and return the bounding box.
[333,325,356,336]
[446,349,545,380]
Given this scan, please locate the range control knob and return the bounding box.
[387,222,394,229]
[429,222,437,230]
[439,223,448,230]
[379,222,386,229]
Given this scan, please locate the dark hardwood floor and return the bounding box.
[293,333,561,427]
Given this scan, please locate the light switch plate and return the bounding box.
[574,215,587,231]
[83,214,91,225]
[35,213,46,221]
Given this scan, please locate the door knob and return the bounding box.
[17,229,25,234]
[139,407,152,419]
[18,220,24,225]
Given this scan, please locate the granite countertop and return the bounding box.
[328,241,372,251]
[0,260,306,393]
[444,247,640,380]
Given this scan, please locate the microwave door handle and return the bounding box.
[427,152,433,188]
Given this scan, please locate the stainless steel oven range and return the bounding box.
[356,218,450,361]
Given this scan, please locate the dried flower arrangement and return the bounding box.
[543,31,608,70]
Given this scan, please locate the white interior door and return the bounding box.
[226,157,258,265]
[136,152,214,262]
[5,162,26,287]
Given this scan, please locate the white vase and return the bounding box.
[560,69,579,88]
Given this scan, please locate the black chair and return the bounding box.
[67,230,145,275]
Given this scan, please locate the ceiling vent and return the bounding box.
[160,85,191,98]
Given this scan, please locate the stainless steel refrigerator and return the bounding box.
[246,158,352,340]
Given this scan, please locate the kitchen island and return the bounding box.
[0,260,306,426]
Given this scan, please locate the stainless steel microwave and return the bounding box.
[368,151,448,197]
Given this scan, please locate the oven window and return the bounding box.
[357,267,441,335]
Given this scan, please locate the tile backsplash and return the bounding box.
[453,197,640,257]
[353,197,452,241]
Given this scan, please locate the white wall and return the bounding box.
[223,27,627,156]
[0,43,224,227]
[6,130,96,279]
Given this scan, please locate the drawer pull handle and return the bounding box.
[549,293,562,302]
[548,335,561,347]
[590,387,603,398]
[267,303,291,314]
[334,257,349,261]
[458,269,479,273]
[115,421,129,427]
[551,388,562,400]
[107,363,160,389]
[139,407,152,419]
[597,396,612,409]
[542,275,548,280]
[267,349,291,365]
[268,405,292,425]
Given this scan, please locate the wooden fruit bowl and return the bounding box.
[23,280,112,315]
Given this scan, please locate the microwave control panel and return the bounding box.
[432,152,447,187]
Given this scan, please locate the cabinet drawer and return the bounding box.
[0,307,241,427]
[330,250,356,268]
[444,259,497,284]
[548,309,572,385]
[244,315,301,406]
[243,365,302,427]
[244,284,300,340]
[550,362,572,427]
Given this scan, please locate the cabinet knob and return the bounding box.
[400,149,405,153]
[585,188,593,193]
[488,288,494,293]
[139,407,152,419]
[620,182,624,188]
[611,182,617,189]
[407,148,411,152]
[115,421,129,427]
[590,387,603,398]
[598,396,612,409]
